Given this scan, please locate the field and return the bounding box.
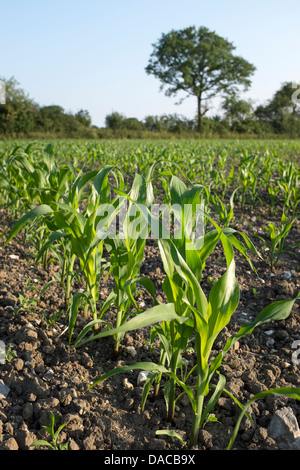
[0,138,299,451]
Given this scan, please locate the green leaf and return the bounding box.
[200,373,226,426]
[53,422,67,446]
[89,360,195,408]
[74,302,186,347]
[30,440,55,449]
[10,152,35,173]
[40,279,57,297]
[5,204,53,245]
[35,230,68,263]
[156,429,186,447]
[170,175,187,204]
[207,256,240,338]
[209,292,300,378]
[137,276,158,304]
[56,202,86,231]
[228,387,300,450]
[90,361,169,388]
[68,291,95,343]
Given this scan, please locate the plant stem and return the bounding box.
[113,307,125,357]
[189,393,204,447]
[153,350,167,400]
[65,254,76,307]
[167,321,183,421]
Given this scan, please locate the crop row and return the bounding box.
[1,141,299,449]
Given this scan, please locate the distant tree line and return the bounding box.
[104,80,300,137]
[0,77,96,138]
[1,76,300,139]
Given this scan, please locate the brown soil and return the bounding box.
[0,196,299,452]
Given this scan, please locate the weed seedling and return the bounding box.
[14,294,37,315]
[5,344,17,363]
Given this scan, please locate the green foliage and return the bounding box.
[255,211,295,271]
[14,294,38,315]
[0,77,95,138]
[5,344,17,363]
[255,82,300,135]
[211,188,238,227]
[2,139,300,451]
[31,412,68,450]
[145,26,256,131]
[0,76,37,136]
[1,74,300,138]
[228,387,300,450]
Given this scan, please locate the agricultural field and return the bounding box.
[0,138,299,451]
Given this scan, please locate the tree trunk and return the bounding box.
[197,94,202,132]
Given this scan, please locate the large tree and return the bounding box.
[145,26,256,131]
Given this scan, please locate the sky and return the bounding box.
[1,0,300,127]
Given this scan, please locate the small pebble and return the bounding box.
[8,254,19,260]
[281,271,292,280]
[137,370,149,385]
[125,346,137,358]
[123,378,134,390]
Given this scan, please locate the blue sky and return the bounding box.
[1,0,300,126]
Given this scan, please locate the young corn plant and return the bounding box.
[157,227,299,446]
[5,203,81,324]
[103,176,151,356]
[266,182,281,213]
[238,167,258,208]
[278,161,298,212]
[0,151,39,220]
[31,412,68,450]
[74,164,163,355]
[4,166,124,342]
[254,211,295,271]
[212,152,235,198]
[138,175,259,429]
[2,144,77,269]
[87,226,300,449]
[211,188,238,227]
[82,176,291,449]
[4,166,92,309]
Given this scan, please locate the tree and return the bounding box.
[105,112,144,131]
[0,76,38,135]
[254,82,300,134]
[223,96,253,122]
[145,26,256,131]
[144,113,194,132]
[37,105,66,133]
[269,82,300,117]
[75,109,92,127]
[105,111,126,129]
[0,76,96,137]
[222,95,255,133]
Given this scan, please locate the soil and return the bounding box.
[0,193,299,452]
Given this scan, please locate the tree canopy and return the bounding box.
[0,76,94,138]
[145,26,256,131]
